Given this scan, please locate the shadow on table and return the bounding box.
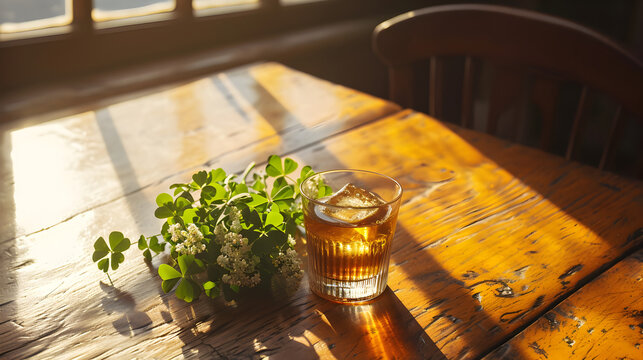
[99,282,153,337]
[163,281,445,359]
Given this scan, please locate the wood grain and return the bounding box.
[0,62,398,242]
[285,110,642,358]
[485,249,643,359]
[0,63,641,359]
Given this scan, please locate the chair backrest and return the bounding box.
[372,4,643,177]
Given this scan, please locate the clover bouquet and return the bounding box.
[91,155,327,302]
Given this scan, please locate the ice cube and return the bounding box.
[321,183,387,224]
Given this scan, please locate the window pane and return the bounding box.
[93,0,174,22]
[0,0,70,33]
[193,0,259,12]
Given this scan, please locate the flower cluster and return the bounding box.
[217,232,261,287]
[94,155,318,303]
[273,245,303,291]
[170,223,207,255]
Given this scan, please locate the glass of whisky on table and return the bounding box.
[300,170,402,303]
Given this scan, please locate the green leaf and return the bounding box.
[138,235,148,250]
[283,158,298,175]
[149,236,165,253]
[201,185,216,197]
[192,170,208,187]
[111,252,124,270]
[247,193,268,208]
[300,165,314,180]
[109,232,130,252]
[211,183,227,201]
[181,208,197,224]
[97,258,109,272]
[271,177,288,198]
[179,191,195,203]
[274,199,294,212]
[232,183,248,196]
[92,236,109,262]
[221,283,238,301]
[318,185,333,198]
[285,218,297,238]
[154,206,173,219]
[178,255,204,276]
[267,230,288,248]
[143,249,152,262]
[92,249,109,262]
[175,197,191,211]
[156,193,173,207]
[209,168,226,183]
[175,278,201,302]
[251,235,270,256]
[242,208,262,229]
[266,155,283,177]
[203,281,219,298]
[265,206,284,228]
[161,278,179,293]
[94,236,109,252]
[158,264,182,280]
[273,185,294,201]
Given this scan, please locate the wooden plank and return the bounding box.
[0,62,398,242]
[0,146,443,359]
[485,249,643,359]
[0,100,640,357]
[284,110,642,358]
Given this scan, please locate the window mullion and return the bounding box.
[175,0,194,20]
[261,0,279,10]
[72,0,93,33]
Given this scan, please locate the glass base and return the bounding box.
[309,273,388,303]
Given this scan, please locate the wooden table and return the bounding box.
[0,62,641,359]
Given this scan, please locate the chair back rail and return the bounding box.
[373,4,643,177]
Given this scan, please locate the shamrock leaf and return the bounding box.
[265,205,284,228]
[92,237,109,262]
[156,193,173,207]
[176,278,201,303]
[109,231,131,252]
[137,235,148,250]
[158,264,182,280]
[97,258,109,273]
[192,170,208,187]
[283,158,298,175]
[203,281,219,298]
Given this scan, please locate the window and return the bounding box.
[0,0,71,33]
[92,0,174,22]
[0,0,408,93]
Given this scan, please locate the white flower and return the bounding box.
[171,223,207,255]
[273,248,303,291]
[287,235,296,247]
[217,232,261,288]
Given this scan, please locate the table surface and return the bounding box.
[0,62,641,360]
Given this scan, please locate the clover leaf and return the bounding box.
[92,231,131,285]
[92,154,325,303]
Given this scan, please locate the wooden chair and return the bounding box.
[372,4,643,177]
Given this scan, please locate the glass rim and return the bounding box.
[300,169,403,209]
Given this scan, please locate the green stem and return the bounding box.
[106,272,114,286]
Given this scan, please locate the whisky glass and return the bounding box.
[300,170,402,303]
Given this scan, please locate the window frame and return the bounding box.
[0,0,423,92]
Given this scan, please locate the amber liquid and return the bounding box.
[304,203,397,301]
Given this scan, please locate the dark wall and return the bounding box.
[281,0,642,100]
